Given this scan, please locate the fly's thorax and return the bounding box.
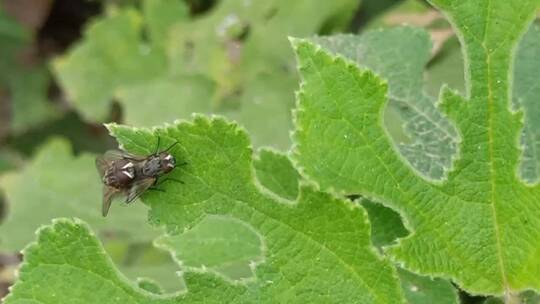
[141,156,162,177]
[140,153,176,177]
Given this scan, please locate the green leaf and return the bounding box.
[142,0,189,48]
[108,117,403,302]
[292,0,540,296]
[6,117,404,303]
[251,150,458,304]
[310,27,459,180]
[116,75,215,127]
[156,215,264,282]
[52,7,168,121]
[4,219,247,304]
[425,22,540,185]
[0,138,158,250]
[254,149,300,201]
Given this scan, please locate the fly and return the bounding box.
[95,137,185,217]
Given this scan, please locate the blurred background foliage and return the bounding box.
[0,0,538,302]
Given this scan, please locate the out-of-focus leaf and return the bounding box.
[52,7,169,121]
[116,75,214,127]
[55,0,359,149]
[8,112,115,157]
[0,149,23,174]
[0,8,58,133]
[367,0,435,29]
[143,0,189,48]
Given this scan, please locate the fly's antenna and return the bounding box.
[153,136,161,155]
[164,141,180,153]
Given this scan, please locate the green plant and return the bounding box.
[2,0,540,303]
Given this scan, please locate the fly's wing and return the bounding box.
[96,150,145,177]
[95,155,110,177]
[105,150,146,161]
[126,177,156,204]
[102,186,122,217]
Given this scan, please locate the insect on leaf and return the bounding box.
[5,117,405,303]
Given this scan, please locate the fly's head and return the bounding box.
[158,152,176,174]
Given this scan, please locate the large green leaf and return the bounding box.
[253,150,458,304]
[292,0,540,296]
[5,117,404,303]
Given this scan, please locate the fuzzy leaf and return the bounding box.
[292,0,540,295]
[425,22,540,184]
[4,219,246,304]
[311,27,458,180]
[253,150,458,304]
[3,116,405,303]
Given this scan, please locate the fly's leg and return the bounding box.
[153,136,161,155]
